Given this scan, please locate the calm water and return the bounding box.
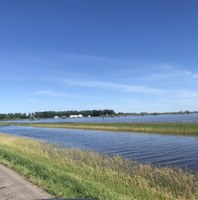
[2,113,198,123]
[0,126,198,172]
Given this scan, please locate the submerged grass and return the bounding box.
[0,134,198,200]
[21,122,198,136]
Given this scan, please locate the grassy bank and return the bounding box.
[13,122,198,136]
[0,134,197,200]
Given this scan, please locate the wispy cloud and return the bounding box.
[29,99,49,104]
[35,90,68,97]
[182,70,198,79]
[173,89,198,98]
[64,79,163,94]
[135,68,198,82]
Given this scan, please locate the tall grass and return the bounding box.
[1,122,198,135]
[0,134,197,200]
[25,122,198,135]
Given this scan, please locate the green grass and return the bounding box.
[1,121,198,135]
[0,134,198,200]
[9,122,198,136]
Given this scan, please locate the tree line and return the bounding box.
[0,109,115,120]
[1,110,197,120]
[0,113,27,120]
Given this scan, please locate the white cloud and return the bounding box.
[64,79,163,94]
[35,90,68,97]
[135,67,198,82]
[29,99,49,104]
[182,70,198,79]
[174,90,198,98]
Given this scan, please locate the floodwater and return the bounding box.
[0,125,198,172]
[2,113,198,123]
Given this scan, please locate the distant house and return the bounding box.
[69,114,83,118]
[54,116,59,119]
[70,115,77,118]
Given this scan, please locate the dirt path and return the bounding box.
[0,164,53,200]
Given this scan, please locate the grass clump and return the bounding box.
[26,122,198,136]
[2,122,198,135]
[0,134,198,200]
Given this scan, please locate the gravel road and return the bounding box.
[0,164,53,200]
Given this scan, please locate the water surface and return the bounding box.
[1,113,198,123]
[0,126,198,172]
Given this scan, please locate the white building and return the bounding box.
[69,114,83,118]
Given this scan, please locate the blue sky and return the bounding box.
[1,0,198,113]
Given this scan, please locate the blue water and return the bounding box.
[0,126,198,172]
[1,113,198,123]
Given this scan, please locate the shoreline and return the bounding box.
[0,134,198,200]
[3,122,198,136]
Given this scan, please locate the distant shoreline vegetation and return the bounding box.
[0,109,198,120]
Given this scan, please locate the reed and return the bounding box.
[20,122,198,135]
[0,134,197,200]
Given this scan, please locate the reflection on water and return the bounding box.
[0,126,198,172]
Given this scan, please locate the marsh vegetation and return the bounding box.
[19,122,198,136]
[0,134,197,200]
